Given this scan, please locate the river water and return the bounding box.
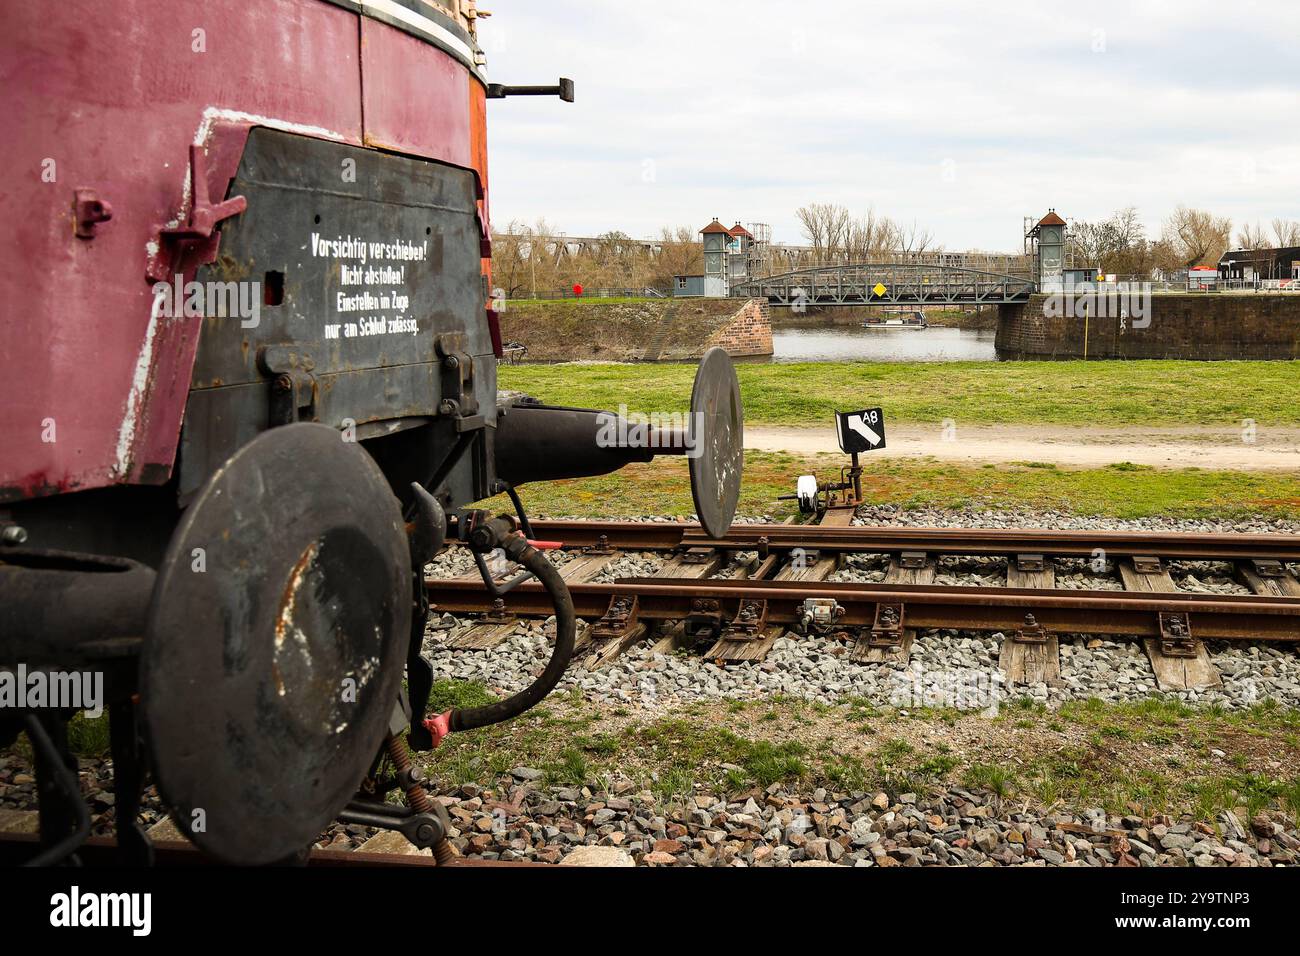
[770,326,999,363]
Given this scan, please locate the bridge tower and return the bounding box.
[701,218,731,297]
[1027,209,1067,293]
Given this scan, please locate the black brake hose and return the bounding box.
[22,715,91,867]
[505,484,534,539]
[447,530,575,732]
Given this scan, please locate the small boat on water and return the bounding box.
[862,309,928,329]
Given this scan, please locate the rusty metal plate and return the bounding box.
[142,423,411,865]
[689,347,744,539]
[180,127,487,502]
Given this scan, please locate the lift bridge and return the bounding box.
[730,263,1036,306]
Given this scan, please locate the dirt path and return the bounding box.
[745,424,1300,471]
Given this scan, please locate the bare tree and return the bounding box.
[1149,237,1184,276]
[796,203,853,263]
[1236,221,1269,250]
[650,226,703,288]
[490,220,705,297]
[1109,206,1145,250]
[1161,205,1233,269]
[1271,218,1300,247]
[896,219,936,256]
[1061,207,1155,275]
[489,220,535,298]
[805,205,942,264]
[843,207,894,260]
[1069,219,1110,268]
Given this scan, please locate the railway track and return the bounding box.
[426,517,1300,690]
[9,518,1298,865]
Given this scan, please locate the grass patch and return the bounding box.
[639,719,808,795]
[405,695,1300,826]
[427,679,498,712]
[964,763,1016,798]
[546,747,589,786]
[825,754,870,791]
[915,753,961,778]
[66,713,112,758]
[500,452,1300,522]
[2,712,114,764]
[418,711,810,799]
[500,359,1300,429]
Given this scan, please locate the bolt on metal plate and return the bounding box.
[1157,612,1197,658]
[1251,559,1286,578]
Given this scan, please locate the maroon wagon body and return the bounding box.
[0,0,491,503]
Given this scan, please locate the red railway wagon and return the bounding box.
[0,0,743,865]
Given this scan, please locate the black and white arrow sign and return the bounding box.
[835,408,887,453]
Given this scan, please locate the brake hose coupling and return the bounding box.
[463,512,520,553]
[422,710,453,749]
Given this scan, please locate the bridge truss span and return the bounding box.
[731,263,1035,306]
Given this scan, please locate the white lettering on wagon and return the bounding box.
[309,232,427,341]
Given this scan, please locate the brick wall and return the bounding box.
[704,299,774,357]
[996,294,1300,360]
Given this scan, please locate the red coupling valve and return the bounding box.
[423,710,453,748]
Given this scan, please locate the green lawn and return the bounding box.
[499,360,1300,428]
[500,452,1300,521]
[413,689,1300,820]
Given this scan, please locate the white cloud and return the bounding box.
[481,0,1300,250]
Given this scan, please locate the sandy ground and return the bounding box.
[745,425,1300,471]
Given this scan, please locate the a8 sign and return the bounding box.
[835,407,887,453]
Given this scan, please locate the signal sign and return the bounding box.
[835,408,887,453]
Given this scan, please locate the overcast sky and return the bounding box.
[479,0,1300,252]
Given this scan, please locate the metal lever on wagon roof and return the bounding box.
[487,77,575,102]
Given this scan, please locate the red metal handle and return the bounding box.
[422,710,452,748]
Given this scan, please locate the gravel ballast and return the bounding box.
[425,507,1300,714]
[434,778,1299,868]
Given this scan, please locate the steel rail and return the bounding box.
[425,577,1300,642]
[525,520,1300,561]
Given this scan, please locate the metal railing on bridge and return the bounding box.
[730,263,1035,306]
[511,287,668,301]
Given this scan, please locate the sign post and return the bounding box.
[835,408,887,454]
[834,408,887,507]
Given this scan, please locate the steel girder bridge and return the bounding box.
[730,263,1036,306]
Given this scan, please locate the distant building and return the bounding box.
[700,219,732,297]
[1218,246,1300,284]
[1026,209,1067,293]
[673,274,706,297]
[725,222,754,288]
[1063,267,1097,289]
[674,218,771,297]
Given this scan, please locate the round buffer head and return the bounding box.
[142,423,411,865]
[689,346,745,539]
